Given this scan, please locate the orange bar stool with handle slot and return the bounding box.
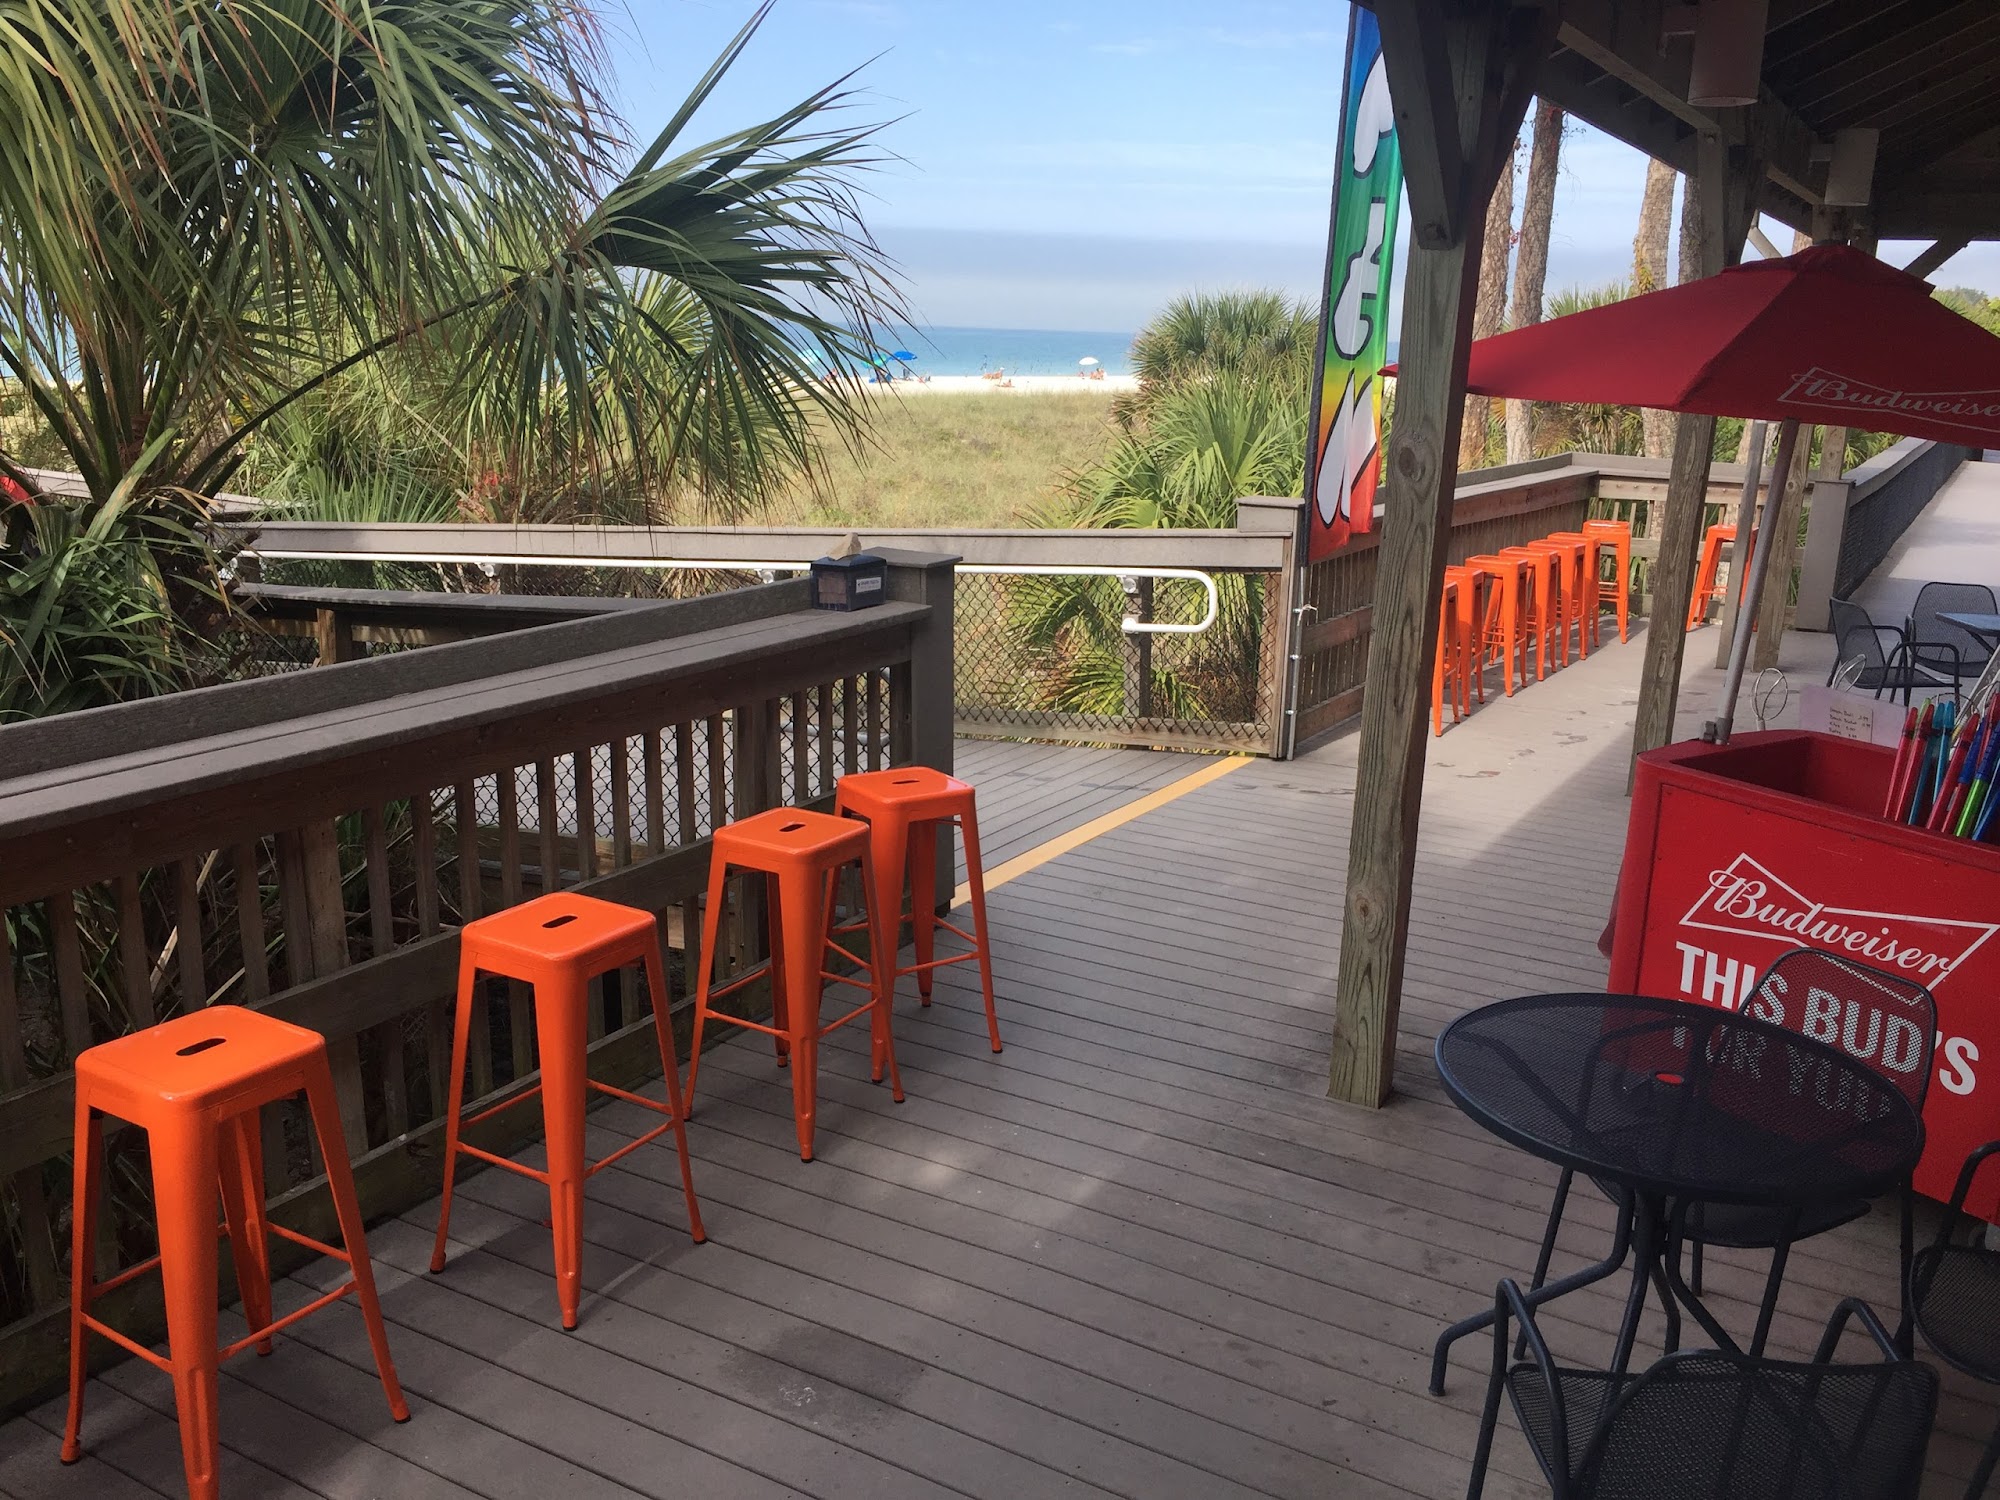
[1532,534,1590,665]
[429,891,705,1331]
[1440,572,1472,736]
[1581,518,1632,643]
[1687,523,1753,630]
[1504,542,1566,678]
[835,767,1001,1053]
[684,807,903,1162]
[63,1007,408,1500]
[1466,553,1537,695]
[1544,530,1605,658]
[1445,563,1487,711]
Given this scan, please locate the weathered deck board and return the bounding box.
[13,619,1993,1498]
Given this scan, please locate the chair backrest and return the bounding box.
[1828,597,1892,684]
[1581,1349,1937,1500]
[1910,582,1996,660]
[1746,948,1939,1111]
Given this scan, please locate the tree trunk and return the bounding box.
[1635,157,1677,459]
[1504,101,1562,465]
[1459,140,1516,471]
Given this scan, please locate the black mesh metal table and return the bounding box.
[1430,993,1924,1391]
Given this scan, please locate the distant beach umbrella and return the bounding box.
[891,350,917,361]
[1079,356,1100,367]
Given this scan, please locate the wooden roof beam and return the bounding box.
[1902,238,1969,279]
[1555,0,1821,210]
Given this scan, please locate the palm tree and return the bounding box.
[1461,137,1516,470]
[0,2,898,708]
[1632,159,1678,458]
[1013,374,1297,719]
[1505,100,1563,464]
[1127,291,1317,407]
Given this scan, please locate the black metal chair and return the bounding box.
[1828,596,1957,703]
[1470,1283,1938,1500]
[1909,1140,2000,1498]
[1525,949,1937,1355]
[1908,582,1995,686]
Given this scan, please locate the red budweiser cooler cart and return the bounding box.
[1608,728,2000,1216]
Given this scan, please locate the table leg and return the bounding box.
[1659,1208,1746,1355]
[1429,1195,1635,1396]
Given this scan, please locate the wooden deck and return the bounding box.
[10,623,1996,1499]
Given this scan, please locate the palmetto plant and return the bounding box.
[0,0,899,708]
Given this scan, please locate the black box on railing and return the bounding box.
[810,552,887,611]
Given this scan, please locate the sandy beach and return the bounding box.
[862,372,1137,395]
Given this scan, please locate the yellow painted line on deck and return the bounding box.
[952,754,1249,907]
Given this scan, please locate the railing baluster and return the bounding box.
[412,790,449,1117]
[574,749,598,880]
[536,759,560,893]
[361,807,408,1138]
[0,916,60,1308]
[363,806,395,957]
[48,891,92,1064]
[301,819,369,1154]
[175,857,207,1009]
[412,794,441,936]
[643,729,666,859]
[115,871,154,1024]
[611,737,633,869]
[842,676,859,778]
[233,841,270,1002]
[815,681,834,799]
[867,669,886,770]
[456,783,492,1099]
[498,770,532,1081]
[706,715,728,832]
[790,691,810,800]
[676,721,701,984]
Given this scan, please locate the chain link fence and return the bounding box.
[242,555,1285,754]
[952,569,1279,750]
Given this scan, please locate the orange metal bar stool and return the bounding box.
[1533,534,1590,665]
[685,807,903,1162]
[430,892,704,1330]
[1581,518,1632,643]
[1466,553,1537,695]
[63,1008,408,1500]
[1434,573,1464,736]
[1444,563,1486,712]
[835,767,1001,1054]
[1686,523,1750,630]
[1545,530,1603,658]
[1504,542,1566,678]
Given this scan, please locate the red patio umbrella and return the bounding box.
[1458,245,2000,448]
[1426,244,2000,741]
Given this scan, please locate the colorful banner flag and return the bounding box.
[1305,9,1403,560]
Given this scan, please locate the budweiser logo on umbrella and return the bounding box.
[1780,367,2000,430]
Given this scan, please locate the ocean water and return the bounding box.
[876,326,1137,377]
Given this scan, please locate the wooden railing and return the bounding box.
[0,554,955,1411]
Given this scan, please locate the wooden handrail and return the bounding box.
[0,556,958,1413]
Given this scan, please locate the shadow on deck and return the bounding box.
[9,623,1994,1500]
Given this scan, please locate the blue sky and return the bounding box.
[615,0,2000,332]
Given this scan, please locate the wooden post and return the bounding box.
[313,607,355,666]
[1626,128,1765,777]
[1327,0,1553,1108]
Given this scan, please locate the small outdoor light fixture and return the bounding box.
[809,532,887,611]
[1675,0,1770,109]
[1823,127,1881,208]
